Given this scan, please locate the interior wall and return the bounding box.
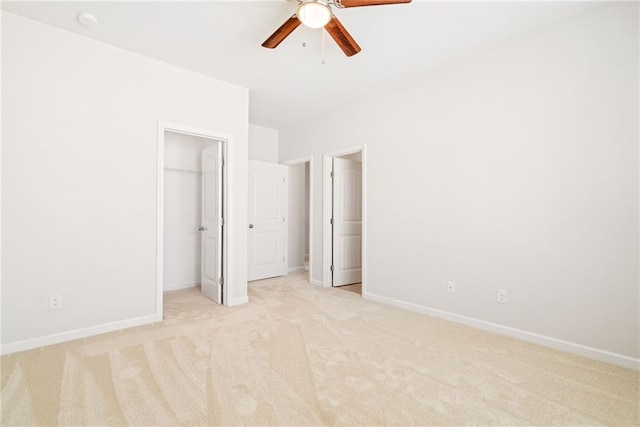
[288,163,307,271]
[279,3,639,360]
[1,12,249,352]
[163,132,215,291]
[340,152,362,162]
[249,124,278,163]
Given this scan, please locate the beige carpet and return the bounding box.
[1,273,638,425]
[336,283,362,295]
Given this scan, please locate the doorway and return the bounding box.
[156,122,229,321]
[323,147,366,295]
[284,156,314,283]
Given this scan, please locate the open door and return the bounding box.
[200,143,223,303]
[332,157,362,286]
[248,160,287,281]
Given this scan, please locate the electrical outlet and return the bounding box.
[49,294,62,310]
[497,289,508,304]
[447,281,456,294]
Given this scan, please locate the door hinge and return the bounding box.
[219,277,224,286]
[330,218,334,225]
[283,217,285,222]
[330,265,334,272]
[330,171,334,178]
[221,158,225,167]
[283,177,286,182]
[283,257,285,262]
[221,218,225,226]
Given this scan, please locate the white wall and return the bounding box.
[1,12,249,352]
[249,124,278,163]
[288,163,307,271]
[340,152,362,162]
[279,3,639,363]
[163,132,214,291]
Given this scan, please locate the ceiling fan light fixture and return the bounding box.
[296,1,332,29]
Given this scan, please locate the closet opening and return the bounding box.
[156,122,228,321]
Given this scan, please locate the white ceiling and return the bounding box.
[2,1,598,130]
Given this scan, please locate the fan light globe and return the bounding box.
[296,1,332,29]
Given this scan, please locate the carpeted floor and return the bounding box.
[336,283,362,295]
[1,273,638,425]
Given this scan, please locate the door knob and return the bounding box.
[198,226,207,231]
[249,224,254,229]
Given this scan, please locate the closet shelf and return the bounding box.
[164,167,201,175]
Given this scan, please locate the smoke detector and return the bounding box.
[77,13,99,28]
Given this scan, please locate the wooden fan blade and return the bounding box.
[325,16,361,57]
[262,16,301,49]
[339,0,411,7]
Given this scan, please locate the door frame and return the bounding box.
[322,145,367,294]
[282,156,315,283]
[156,121,231,321]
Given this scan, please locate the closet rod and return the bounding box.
[164,166,201,175]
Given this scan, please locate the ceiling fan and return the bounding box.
[262,0,412,57]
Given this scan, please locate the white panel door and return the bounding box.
[248,160,287,281]
[200,144,223,304]
[332,158,362,286]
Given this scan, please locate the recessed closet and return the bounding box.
[163,131,217,292]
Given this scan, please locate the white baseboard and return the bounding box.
[228,296,249,306]
[163,281,199,292]
[0,314,157,356]
[309,279,323,287]
[288,266,306,274]
[364,292,639,371]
